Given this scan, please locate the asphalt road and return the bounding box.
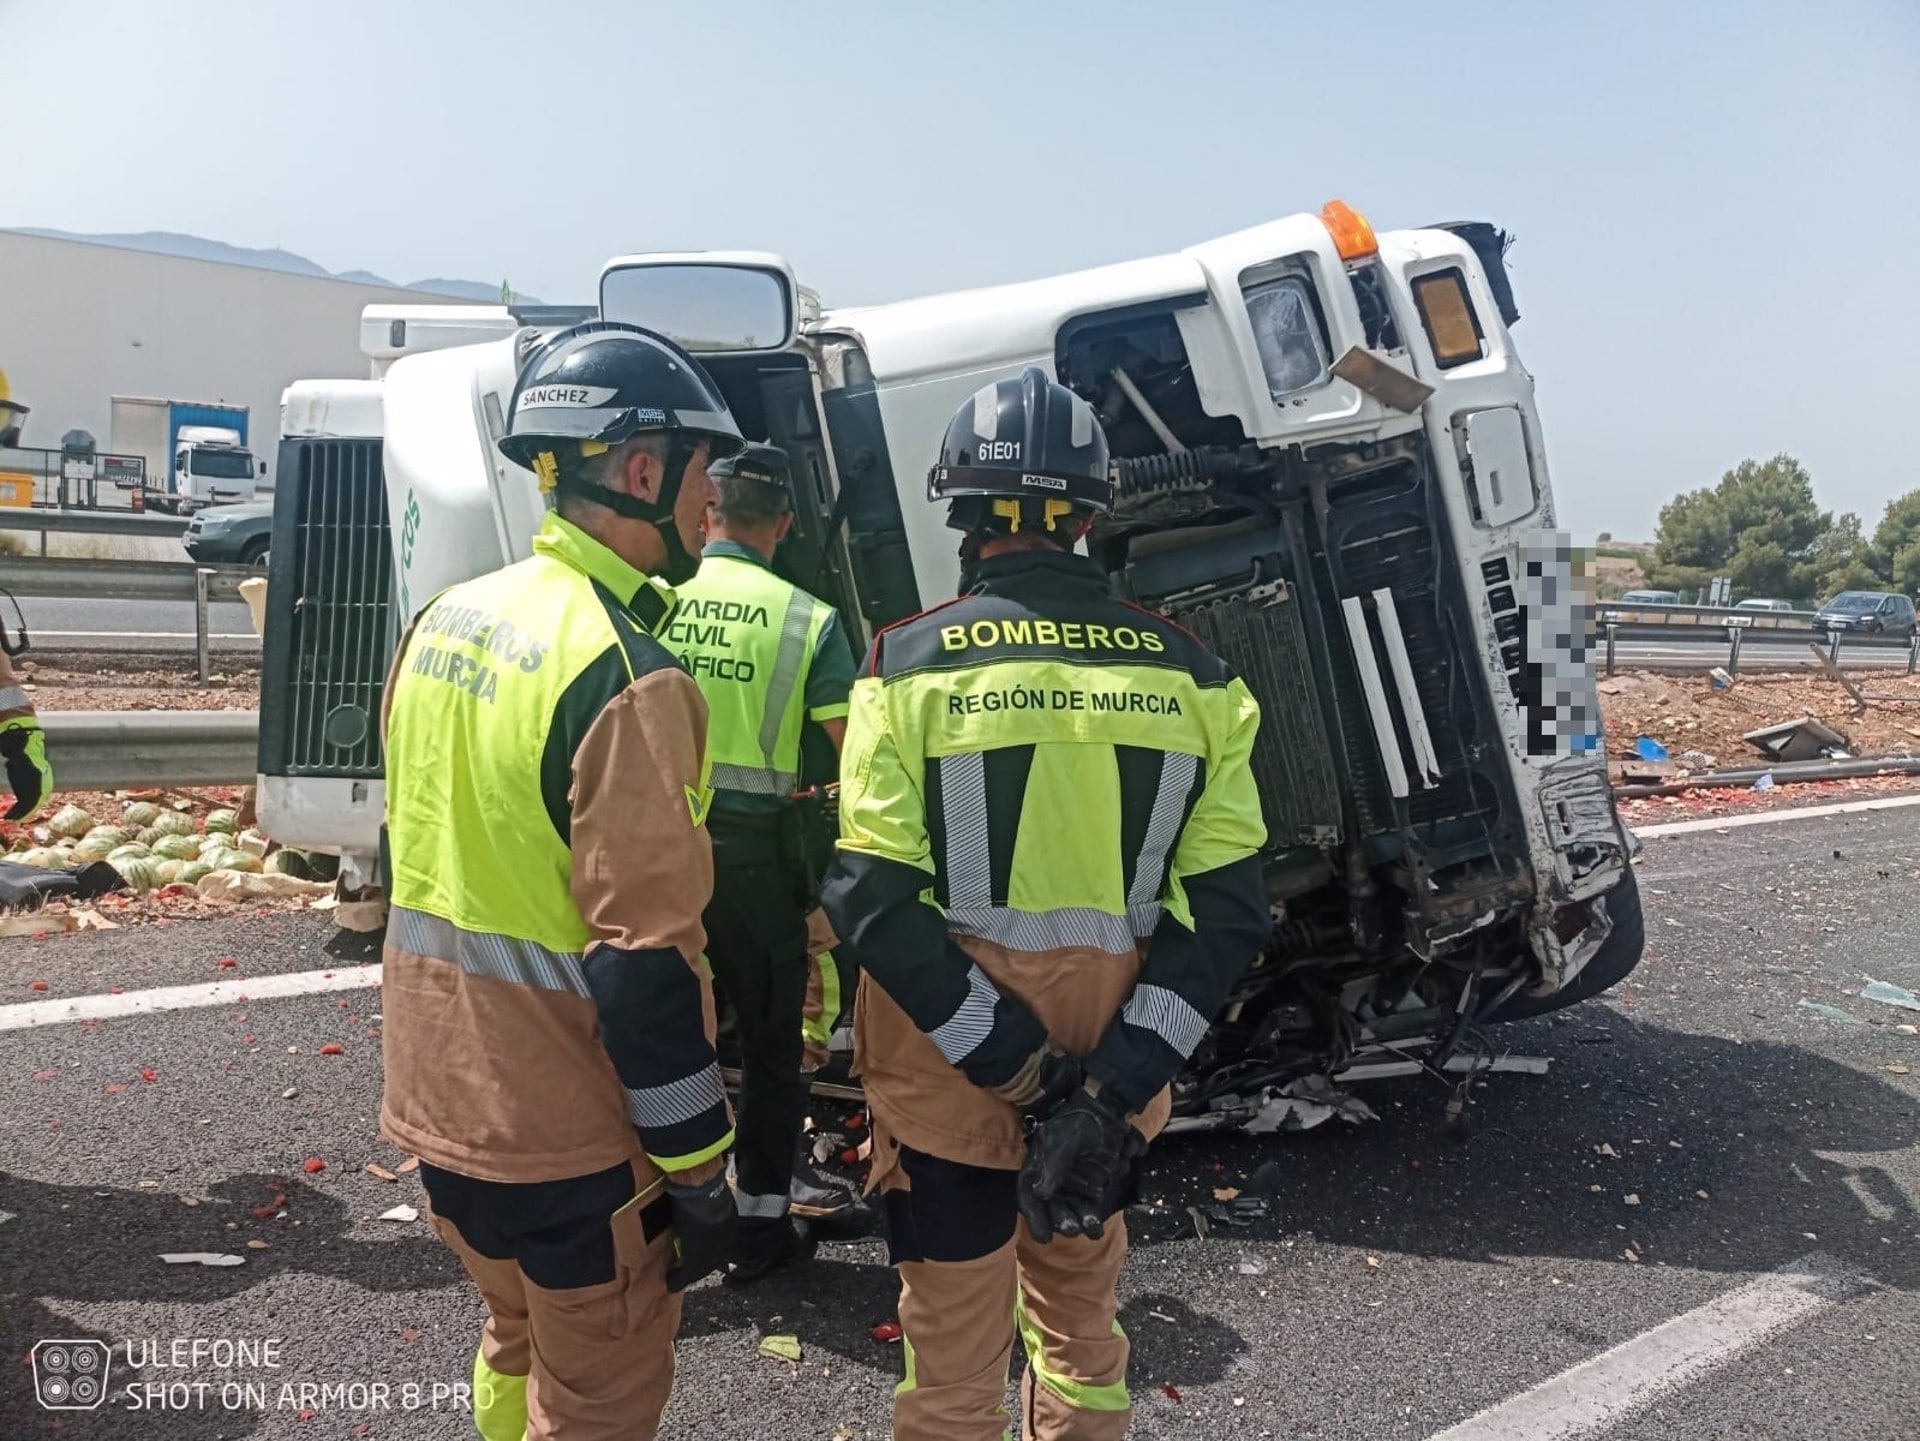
[3,807,1919,1439]
[18,597,260,653]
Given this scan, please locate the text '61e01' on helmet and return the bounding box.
[497,320,747,582]
[928,366,1115,541]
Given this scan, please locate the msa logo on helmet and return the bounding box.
[1021,474,1068,491]
[520,385,618,408]
[978,440,1021,462]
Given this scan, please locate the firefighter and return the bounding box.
[821,368,1271,1440]
[378,322,745,1441]
[0,374,52,823]
[664,441,866,1281]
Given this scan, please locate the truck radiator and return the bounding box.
[257,438,392,779]
[1171,581,1343,850]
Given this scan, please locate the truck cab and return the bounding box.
[173,425,261,510]
[258,203,1642,1116]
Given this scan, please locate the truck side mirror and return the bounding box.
[259,461,267,476]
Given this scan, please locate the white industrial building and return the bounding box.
[0,230,470,486]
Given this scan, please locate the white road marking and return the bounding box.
[0,963,382,1031]
[1426,1254,1869,1441]
[1633,792,1920,838]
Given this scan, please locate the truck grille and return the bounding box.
[258,438,392,778]
[1313,461,1510,854]
[1174,582,1342,849]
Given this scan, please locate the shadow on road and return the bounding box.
[1,1169,456,1433]
[1131,1011,1920,1290]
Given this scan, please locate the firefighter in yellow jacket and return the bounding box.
[822,368,1271,1440]
[379,323,744,1441]
[0,370,52,822]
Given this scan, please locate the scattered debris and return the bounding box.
[1753,772,1776,792]
[1235,1255,1267,1276]
[302,1157,327,1175]
[1149,1310,1178,1323]
[281,1087,298,1100]
[1635,736,1670,762]
[377,1204,419,1223]
[395,1156,421,1175]
[1365,1254,1383,1269]
[319,1042,345,1056]
[1886,1064,1912,1076]
[365,1163,399,1183]
[245,1240,269,1250]
[1186,1206,1209,1240]
[1594,1143,1619,1158]
[1212,1186,1241,1202]
[179,1195,200,1207]
[161,1253,245,1267]
[1797,1000,1864,1026]
[1162,1382,1184,1403]
[1245,1075,1380,1134]
[758,1334,803,1364]
[1861,979,1920,1013]
[1745,717,1850,764]
[869,1322,902,1343]
[1624,1194,1642,1207]
[1696,1190,1711,1201]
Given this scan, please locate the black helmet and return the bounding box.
[499,321,744,473]
[501,321,745,583]
[928,366,1113,538]
[709,442,793,515]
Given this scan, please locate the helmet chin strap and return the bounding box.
[563,433,704,586]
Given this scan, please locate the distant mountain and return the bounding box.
[13,228,542,304]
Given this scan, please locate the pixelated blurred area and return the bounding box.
[1516,531,1603,757]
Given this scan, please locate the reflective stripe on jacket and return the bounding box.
[823,548,1270,1169]
[664,545,843,803]
[379,512,731,1185]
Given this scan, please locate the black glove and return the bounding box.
[991,1047,1082,1124]
[663,1171,738,1292]
[1017,1087,1145,1244]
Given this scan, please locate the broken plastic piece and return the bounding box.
[161,1253,246,1267]
[1634,736,1669,762]
[758,1334,803,1363]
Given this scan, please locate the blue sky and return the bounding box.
[6,0,1915,541]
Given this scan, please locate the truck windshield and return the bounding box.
[189,450,255,480]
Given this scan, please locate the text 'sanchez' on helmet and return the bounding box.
[498,321,745,488]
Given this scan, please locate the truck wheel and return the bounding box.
[1481,868,1645,1023]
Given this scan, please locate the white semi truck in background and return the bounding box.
[254,200,1644,1123]
[108,395,263,512]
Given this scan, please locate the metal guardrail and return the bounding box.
[1598,600,1816,629]
[0,508,191,550]
[1602,619,1920,677]
[38,710,258,788]
[0,554,253,603]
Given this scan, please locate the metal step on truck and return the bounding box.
[255,200,1644,1127]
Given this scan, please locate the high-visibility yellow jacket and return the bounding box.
[379,512,732,1186]
[822,548,1271,1169]
[0,648,51,822]
[663,539,854,818]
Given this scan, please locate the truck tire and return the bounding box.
[1482,868,1645,1023]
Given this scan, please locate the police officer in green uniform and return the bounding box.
[664,442,863,1281]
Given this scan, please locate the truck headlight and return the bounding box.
[1243,276,1331,398]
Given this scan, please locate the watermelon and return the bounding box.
[152,811,197,838]
[112,856,162,892]
[204,809,239,835]
[47,805,94,839]
[122,802,162,829]
[82,826,133,850]
[153,835,202,862]
[106,843,151,863]
[17,847,65,868]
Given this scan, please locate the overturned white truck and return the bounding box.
[257,200,1641,1126]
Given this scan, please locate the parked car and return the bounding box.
[1734,597,1796,612]
[180,499,273,568]
[1814,590,1918,637]
[1618,589,1679,605]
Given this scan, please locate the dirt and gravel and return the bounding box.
[19,654,259,713]
[1598,669,1920,766]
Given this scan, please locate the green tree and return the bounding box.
[1811,511,1881,598]
[1648,454,1832,600]
[1871,489,1920,595]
